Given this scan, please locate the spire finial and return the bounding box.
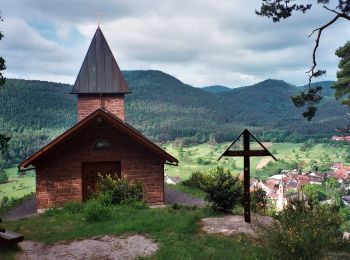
[97,11,101,27]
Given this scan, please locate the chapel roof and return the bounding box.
[71,27,130,94]
[19,109,178,168]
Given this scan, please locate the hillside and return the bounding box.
[299,81,335,97]
[0,71,349,166]
[202,85,232,93]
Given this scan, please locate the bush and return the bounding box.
[0,196,9,207]
[62,201,84,214]
[0,173,8,184]
[257,199,345,259]
[251,188,267,212]
[83,199,112,222]
[182,171,209,190]
[202,167,242,212]
[96,175,144,205]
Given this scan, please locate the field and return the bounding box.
[0,141,348,201]
[164,142,349,180]
[0,167,35,201]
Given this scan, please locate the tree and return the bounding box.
[256,1,350,120]
[333,41,350,105]
[301,184,326,204]
[0,12,10,153]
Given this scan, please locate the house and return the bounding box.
[164,174,181,185]
[18,27,178,212]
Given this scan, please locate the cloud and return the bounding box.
[1,0,349,87]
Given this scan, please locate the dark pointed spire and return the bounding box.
[71,27,130,94]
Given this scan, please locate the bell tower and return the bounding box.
[71,27,130,121]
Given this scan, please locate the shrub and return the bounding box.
[96,174,144,204]
[95,192,113,206]
[257,199,344,259]
[202,167,243,212]
[0,173,8,184]
[251,188,267,212]
[83,199,112,222]
[0,196,9,207]
[182,171,209,190]
[62,201,84,214]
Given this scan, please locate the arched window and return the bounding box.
[93,139,112,151]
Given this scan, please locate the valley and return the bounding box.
[1,140,348,201]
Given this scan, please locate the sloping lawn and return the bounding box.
[0,167,35,201]
[2,205,263,259]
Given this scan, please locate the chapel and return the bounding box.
[19,27,178,212]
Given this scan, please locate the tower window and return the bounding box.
[93,139,112,151]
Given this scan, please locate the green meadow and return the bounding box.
[0,167,35,201]
[164,142,349,179]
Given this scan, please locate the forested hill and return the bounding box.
[202,85,232,93]
[0,70,348,165]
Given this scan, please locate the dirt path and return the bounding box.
[18,235,158,260]
[164,187,206,207]
[3,196,36,220]
[261,142,272,148]
[256,158,272,169]
[201,215,274,236]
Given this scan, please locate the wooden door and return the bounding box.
[82,161,121,201]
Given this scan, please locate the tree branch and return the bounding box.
[323,5,342,15]
[306,14,342,87]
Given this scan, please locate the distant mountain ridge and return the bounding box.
[202,85,232,93]
[0,70,347,165]
[299,81,335,97]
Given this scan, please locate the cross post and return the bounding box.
[218,129,277,223]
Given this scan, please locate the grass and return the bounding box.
[1,205,263,259]
[0,167,35,201]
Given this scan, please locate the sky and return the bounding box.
[1,0,349,88]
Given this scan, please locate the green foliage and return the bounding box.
[0,193,35,216]
[82,199,112,222]
[96,174,144,204]
[256,159,298,178]
[202,167,243,212]
[182,171,209,190]
[301,184,326,204]
[339,206,350,232]
[0,196,9,207]
[257,199,345,260]
[333,41,350,106]
[0,172,8,184]
[62,201,84,214]
[43,207,63,217]
[251,188,267,212]
[0,13,10,155]
[325,177,342,206]
[0,76,348,169]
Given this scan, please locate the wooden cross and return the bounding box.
[218,129,277,223]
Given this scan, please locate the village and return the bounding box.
[251,161,350,211]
